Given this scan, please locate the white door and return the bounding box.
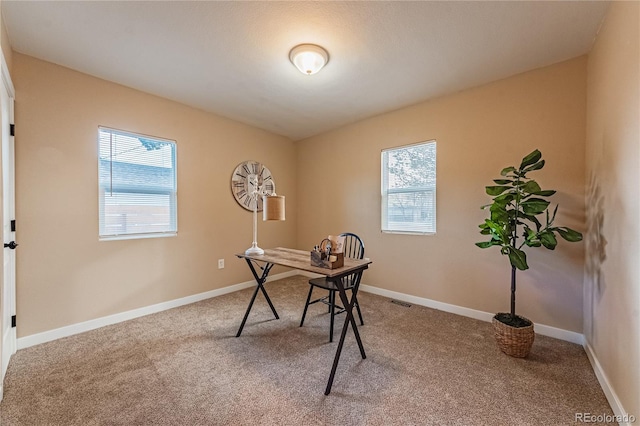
[0,56,16,401]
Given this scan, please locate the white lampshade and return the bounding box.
[289,44,329,75]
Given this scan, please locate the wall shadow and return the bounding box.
[584,173,607,342]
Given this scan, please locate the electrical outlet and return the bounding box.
[218,259,224,269]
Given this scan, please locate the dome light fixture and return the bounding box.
[289,44,329,75]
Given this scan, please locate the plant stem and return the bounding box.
[510,266,516,318]
[510,172,521,318]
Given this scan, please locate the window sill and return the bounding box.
[99,232,177,242]
[381,230,436,236]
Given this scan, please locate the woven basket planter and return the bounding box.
[492,313,535,358]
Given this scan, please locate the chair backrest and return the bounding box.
[340,232,365,260]
[339,233,365,289]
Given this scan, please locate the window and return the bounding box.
[381,140,436,234]
[98,127,177,240]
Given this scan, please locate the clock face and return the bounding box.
[231,160,276,211]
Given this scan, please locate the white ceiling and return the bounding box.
[2,1,609,141]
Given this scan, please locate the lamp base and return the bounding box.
[245,244,265,256]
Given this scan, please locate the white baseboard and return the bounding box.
[17,271,298,350]
[354,281,585,345]
[584,342,635,426]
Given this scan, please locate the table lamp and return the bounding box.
[245,176,285,256]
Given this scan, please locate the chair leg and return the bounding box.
[300,285,314,327]
[329,290,335,343]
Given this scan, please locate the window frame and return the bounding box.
[98,126,178,241]
[381,140,437,235]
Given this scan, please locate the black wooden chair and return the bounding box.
[300,232,365,342]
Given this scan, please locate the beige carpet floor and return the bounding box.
[0,275,614,425]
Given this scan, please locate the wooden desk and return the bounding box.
[235,247,372,395]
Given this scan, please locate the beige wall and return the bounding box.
[13,53,297,337]
[585,1,639,418]
[297,57,587,332]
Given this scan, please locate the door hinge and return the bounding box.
[10,219,15,232]
[11,315,16,328]
[10,124,14,137]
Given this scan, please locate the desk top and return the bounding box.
[236,247,372,278]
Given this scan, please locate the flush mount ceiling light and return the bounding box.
[289,44,329,75]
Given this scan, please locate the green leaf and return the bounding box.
[484,220,509,244]
[532,190,556,197]
[521,180,542,194]
[490,202,508,212]
[485,220,504,235]
[523,228,542,247]
[486,186,511,196]
[493,179,513,185]
[490,206,509,223]
[500,166,516,176]
[508,247,529,270]
[521,227,540,247]
[519,149,542,170]
[540,231,558,250]
[520,198,550,215]
[524,160,545,173]
[557,227,583,242]
[507,209,517,217]
[493,192,515,205]
[518,213,542,230]
[475,241,497,249]
[546,204,558,226]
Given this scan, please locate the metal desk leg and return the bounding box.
[235,260,277,337]
[324,274,367,395]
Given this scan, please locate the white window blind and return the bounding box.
[98,127,177,240]
[381,141,436,234]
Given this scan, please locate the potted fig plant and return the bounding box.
[476,149,582,357]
